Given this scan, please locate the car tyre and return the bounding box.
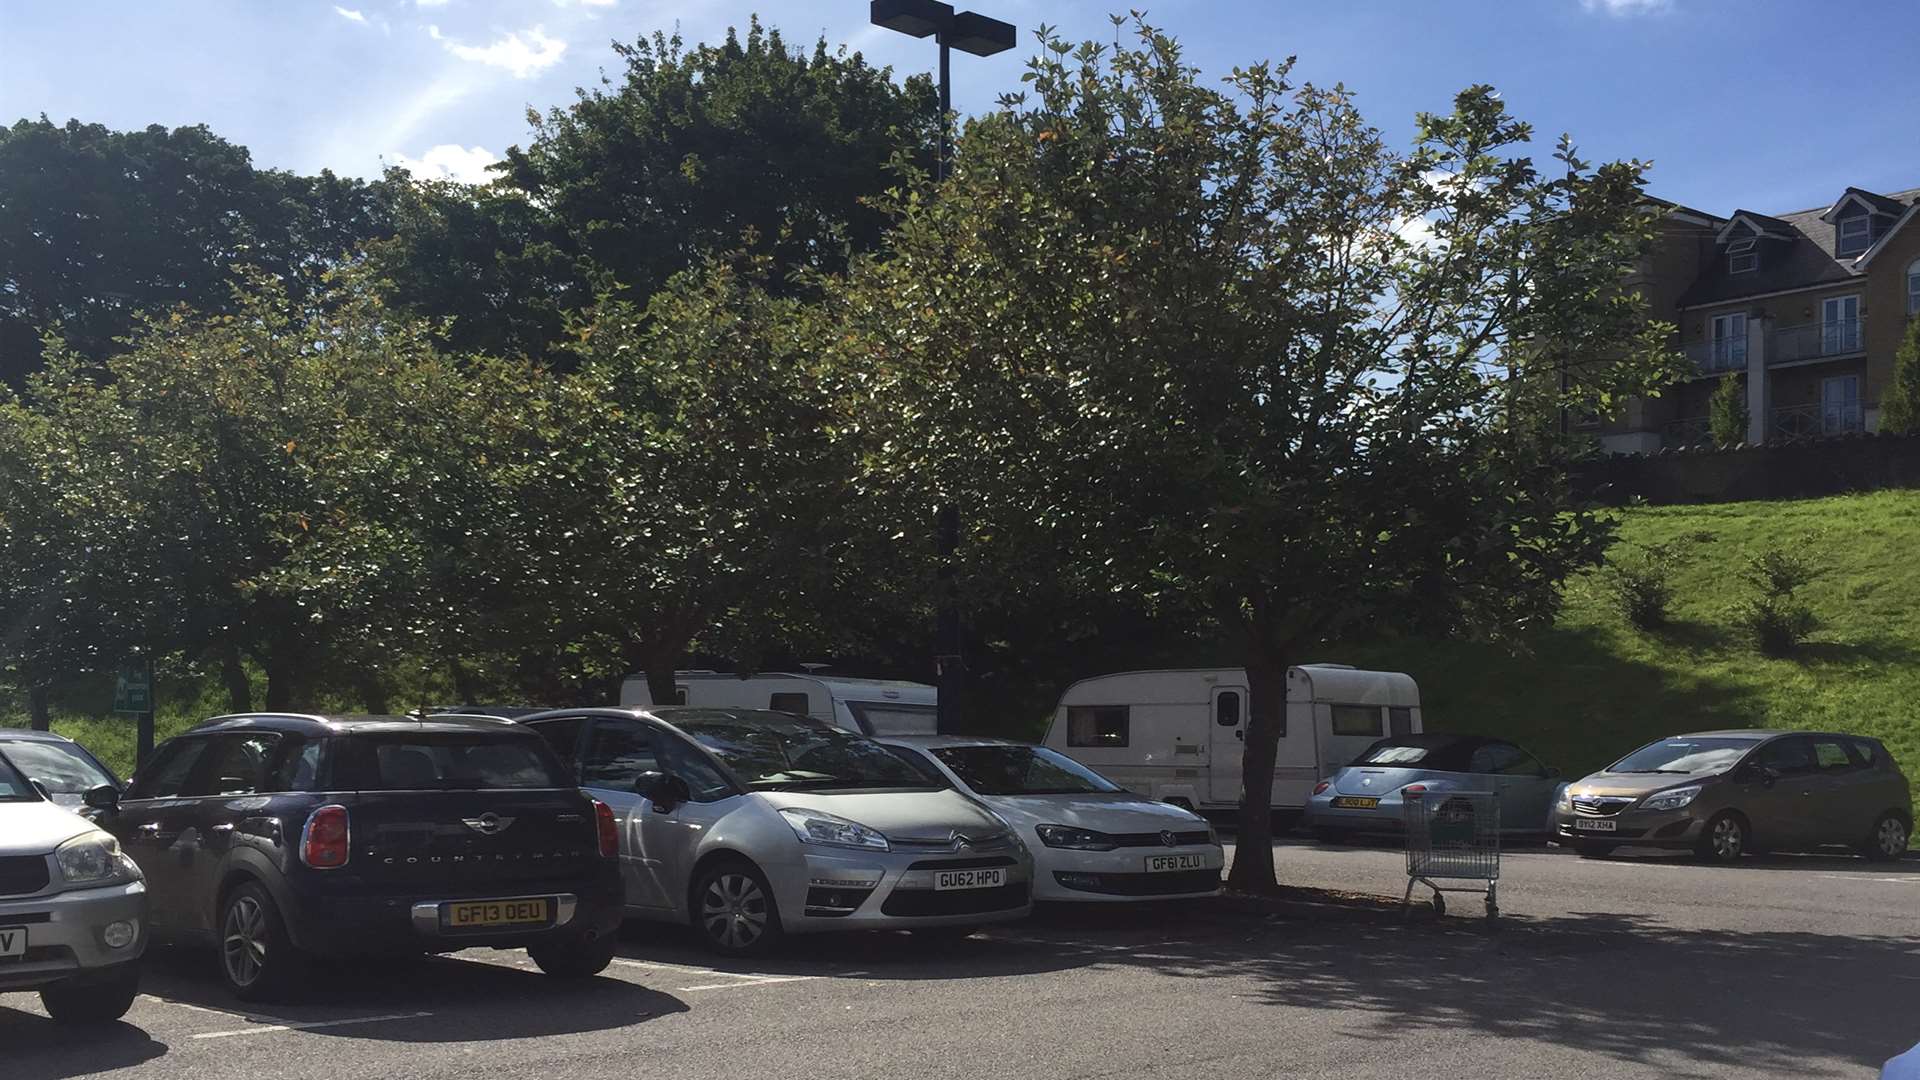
[691,858,783,957]
[1695,812,1748,864]
[1863,813,1910,862]
[220,881,310,1001]
[1572,842,1617,859]
[529,931,617,979]
[39,962,140,1023]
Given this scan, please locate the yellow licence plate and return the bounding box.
[1331,797,1380,809]
[445,899,551,929]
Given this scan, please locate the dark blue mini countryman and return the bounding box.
[92,713,623,1000]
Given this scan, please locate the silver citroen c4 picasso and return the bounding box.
[515,708,1033,955]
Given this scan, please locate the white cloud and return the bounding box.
[430,24,567,79]
[388,143,501,185]
[1579,0,1672,15]
[333,5,367,23]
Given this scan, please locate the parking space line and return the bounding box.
[677,976,817,992]
[612,958,765,978]
[190,1010,434,1040]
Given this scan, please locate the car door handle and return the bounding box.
[135,822,163,833]
[210,823,235,833]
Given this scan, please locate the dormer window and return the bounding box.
[1728,238,1758,274]
[1837,215,1872,256]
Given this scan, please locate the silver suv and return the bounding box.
[0,747,148,1021]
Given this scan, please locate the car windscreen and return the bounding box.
[677,717,940,791]
[0,739,118,796]
[931,745,1122,795]
[1609,737,1757,775]
[1351,739,1470,771]
[339,733,570,791]
[0,752,41,801]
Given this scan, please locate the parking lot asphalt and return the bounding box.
[6,838,1917,1080]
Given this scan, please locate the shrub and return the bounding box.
[1603,542,1680,630]
[1879,315,1920,436]
[1708,372,1748,446]
[1732,548,1826,656]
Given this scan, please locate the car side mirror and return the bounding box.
[1545,767,1562,779]
[83,784,121,813]
[635,771,691,813]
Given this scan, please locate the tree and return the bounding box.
[1878,315,1920,436]
[446,258,887,705]
[0,118,392,386]
[839,20,1681,890]
[499,19,936,309]
[14,270,466,711]
[1708,372,1748,445]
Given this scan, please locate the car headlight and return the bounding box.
[1556,788,1573,811]
[777,807,890,852]
[54,830,141,888]
[1640,786,1701,812]
[1035,825,1118,851]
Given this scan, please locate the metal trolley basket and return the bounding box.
[1402,789,1500,919]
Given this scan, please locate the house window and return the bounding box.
[1709,312,1748,369]
[1822,375,1862,434]
[1908,259,1920,314]
[1067,706,1129,748]
[1836,214,1872,257]
[1727,238,1758,274]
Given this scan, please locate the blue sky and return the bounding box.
[3,1,1916,216]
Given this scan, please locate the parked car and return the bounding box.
[93,713,624,1000]
[0,728,123,810]
[515,708,1034,956]
[0,749,148,1022]
[879,735,1223,902]
[1303,734,1565,839]
[1550,729,1912,863]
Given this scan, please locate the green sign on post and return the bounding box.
[113,669,152,715]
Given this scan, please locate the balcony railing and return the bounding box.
[1771,317,1864,365]
[1771,402,1863,440]
[1661,416,1714,447]
[1683,338,1747,374]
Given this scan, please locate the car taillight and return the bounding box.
[1312,781,1330,796]
[1403,784,1427,799]
[593,799,618,859]
[301,804,350,869]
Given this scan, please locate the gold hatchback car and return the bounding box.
[1551,730,1912,863]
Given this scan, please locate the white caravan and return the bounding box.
[1043,665,1422,811]
[619,671,939,736]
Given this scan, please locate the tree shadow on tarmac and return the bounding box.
[0,1011,166,1080]
[1139,907,1920,1075]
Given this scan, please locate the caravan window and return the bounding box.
[1066,706,1129,748]
[1330,705,1383,737]
[846,702,938,735]
[769,693,811,717]
[1215,692,1241,726]
[1389,707,1413,736]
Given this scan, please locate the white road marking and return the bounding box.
[190,1010,434,1040]
[613,958,764,978]
[677,976,817,992]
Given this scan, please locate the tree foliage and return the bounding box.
[1879,315,1920,436]
[0,117,391,385]
[837,18,1681,889]
[1708,372,1748,445]
[500,19,935,307]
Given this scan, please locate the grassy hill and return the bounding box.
[1336,489,1920,780]
[6,490,1919,791]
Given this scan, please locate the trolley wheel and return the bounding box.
[1484,897,1499,919]
[1430,893,1445,917]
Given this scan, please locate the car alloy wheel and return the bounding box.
[700,872,770,952]
[1872,815,1909,861]
[1702,814,1745,862]
[223,894,270,989]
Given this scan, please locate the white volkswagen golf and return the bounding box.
[880,736,1224,902]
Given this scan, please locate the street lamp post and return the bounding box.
[869,0,1015,735]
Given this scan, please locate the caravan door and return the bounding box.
[1208,684,1247,804]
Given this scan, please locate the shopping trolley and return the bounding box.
[1401,789,1500,919]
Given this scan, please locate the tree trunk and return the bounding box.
[262,655,300,712]
[645,662,681,707]
[448,659,480,706]
[357,671,391,716]
[220,642,253,713]
[1225,645,1291,894]
[27,685,51,732]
